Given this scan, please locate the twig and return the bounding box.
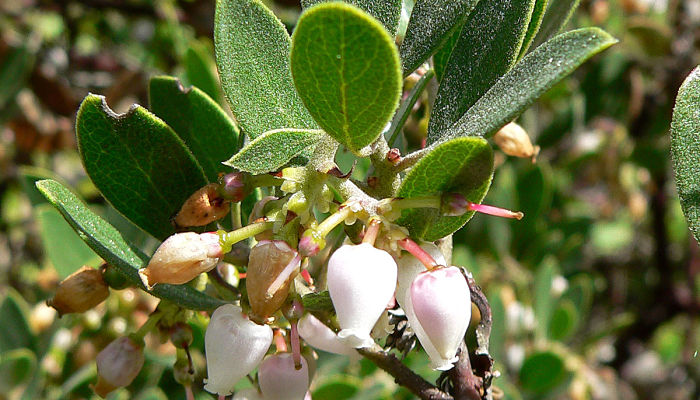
[448,343,482,400]
[466,276,494,399]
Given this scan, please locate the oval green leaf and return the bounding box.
[214,0,317,139]
[549,299,578,340]
[430,0,535,136]
[397,137,494,240]
[531,0,581,48]
[0,348,37,391]
[518,0,549,58]
[671,66,700,244]
[301,0,401,36]
[183,40,222,103]
[431,27,616,145]
[291,2,402,154]
[36,179,227,311]
[225,129,324,174]
[0,289,35,353]
[519,351,568,394]
[149,76,239,182]
[76,94,208,240]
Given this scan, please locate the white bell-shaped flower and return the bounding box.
[327,243,397,348]
[298,313,359,359]
[258,353,309,400]
[407,266,471,370]
[204,304,272,396]
[395,243,446,309]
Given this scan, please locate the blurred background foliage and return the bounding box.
[1,0,699,399]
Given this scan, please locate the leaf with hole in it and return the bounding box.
[671,66,700,245]
[531,0,581,48]
[301,0,401,35]
[35,179,227,311]
[0,348,37,392]
[149,76,239,182]
[215,0,316,139]
[291,3,402,154]
[519,351,568,393]
[430,0,535,136]
[0,290,35,353]
[400,0,478,76]
[518,0,549,58]
[225,129,325,174]
[397,137,493,240]
[76,94,207,240]
[431,28,616,145]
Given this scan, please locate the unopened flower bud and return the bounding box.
[174,183,230,227]
[407,266,471,370]
[47,266,109,316]
[298,314,358,358]
[395,243,445,310]
[219,172,248,202]
[298,230,324,257]
[327,244,397,348]
[493,122,540,161]
[258,353,310,400]
[204,304,272,396]
[93,336,144,397]
[247,240,301,323]
[139,232,223,289]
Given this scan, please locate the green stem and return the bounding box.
[379,196,441,215]
[387,69,435,147]
[132,311,164,342]
[218,220,275,253]
[249,174,284,188]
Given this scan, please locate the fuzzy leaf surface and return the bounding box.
[301,0,401,35]
[35,179,227,311]
[431,28,616,145]
[184,41,222,104]
[76,94,208,240]
[225,128,324,174]
[149,76,239,182]
[430,0,535,136]
[215,0,316,139]
[519,0,549,57]
[397,137,494,240]
[531,0,580,48]
[400,0,478,76]
[671,66,700,244]
[291,3,402,154]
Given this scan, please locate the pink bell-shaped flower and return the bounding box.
[93,336,144,397]
[258,353,310,400]
[395,242,445,309]
[298,313,358,359]
[204,304,273,396]
[327,243,397,348]
[407,266,471,370]
[232,388,263,400]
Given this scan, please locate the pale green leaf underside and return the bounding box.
[430,27,616,145]
[76,94,208,240]
[291,2,402,154]
[671,66,700,244]
[400,0,479,76]
[225,129,325,174]
[430,0,535,137]
[532,0,581,48]
[301,0,401,35]
[214,0,317,139]
[35,179,227,311]
[149,76,239,182]
[397,137,494,240]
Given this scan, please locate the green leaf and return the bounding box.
[214,0,316,139]
[35,179,227,311]
[301,0,401,35]
[533,257,557,341]
[397,137,494,240]
[291,2,402,154]
[487,287,507,364]
[519,351,568,394]
[0,348,37,391]
[76,94,208,240]
[531,0,581,48]
[0,289,35,353]
[225,129,324,174]
[549,299,578,340]
[313,377,361,400]
[671,66,700,244]
[432,27,460,82]
[18,165,65,207]
[431,28,616,145]
[37,205,101,279]
[399,0,479,76]
[430,0,535,136]
[149,76,239,182]
[183,40,222,103]
[0,45,33,111]
[518,0,549,57]
[301,290,335,313]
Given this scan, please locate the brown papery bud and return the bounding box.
[247,240,300,323]
[174,183,230,227]
[493,122,540,162]
[47,266,109,317]
[93,336,144,398]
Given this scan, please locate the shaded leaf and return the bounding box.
[183,40,222,103]
[670,66,700,244]
[534,257,557,341]
[549,299,578,340]
[430,0,535,136]
[0,348,37,391]
[149,76,239,182]
[301,290,335,313]
[18,165,65,206]
[432,28,616,145]
[0,45,33,111]
[301,0,401,35]
[432,27,460,82]
[0,289,35,353]
[76,94,208,240]
[519,0,549,57]
[519,351,568,393]
[397,137,494,240]
[36,179,227,311]
[531,0,581,48]
[214,0,316,139]
[225,129,324,174]
[291,2,402,154]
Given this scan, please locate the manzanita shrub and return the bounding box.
[37,0,616,399]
